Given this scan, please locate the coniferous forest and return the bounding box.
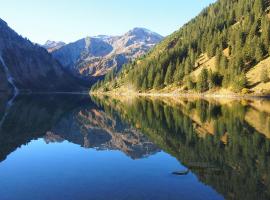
[92,0,270,95]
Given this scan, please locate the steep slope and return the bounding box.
[42,40,66,52]
[52,28,163,78]
[92,0,270,96]
[0,18,84,93]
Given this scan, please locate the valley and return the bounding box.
[2,1,270,199]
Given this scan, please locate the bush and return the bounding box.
[241,88,250,94]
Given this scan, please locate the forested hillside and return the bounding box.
[92,0,270,95]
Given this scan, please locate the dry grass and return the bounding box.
[247,57,270,86]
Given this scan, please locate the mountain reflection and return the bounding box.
[91,95,270,200]
[0,94,159,162]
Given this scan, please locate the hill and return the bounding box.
[92,0,270,96]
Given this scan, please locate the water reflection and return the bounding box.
[1,94,270,199]
[0,94,224,200]
[92,96,270,200]
[0,94,159,161]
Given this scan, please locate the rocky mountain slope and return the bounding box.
[52,28,163,78]
[42,40,66,52]
[0,18,84,93]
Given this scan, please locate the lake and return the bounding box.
[0,94,269,200]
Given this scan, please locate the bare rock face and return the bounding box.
[42,40,66,53]
[52,28,163,77]
[0,18,83,92]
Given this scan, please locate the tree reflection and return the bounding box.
[92,96,270,200]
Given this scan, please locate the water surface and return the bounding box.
[0,94,270,200]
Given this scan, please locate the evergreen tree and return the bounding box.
[262,17,270,49]
[215,48,223,69]
[254,0,264,18]
[197,68,209,92]
[233,72,247,91]
[185,75,195,90]
[255,42,265,62]
[142,78,148,91]
[147,66,155,88]
[184,59,192,75]
[153,72,163,89]
[209,71,223,87]
[164,63,174,85]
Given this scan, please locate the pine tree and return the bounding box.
[233,72,247,91]
[255,42,265,62]
[184,59,192,75]
[262,17,270,52]
[153,72,163,89]
[197,68,209,92]
[220,55,228,70]
[254,0,264,18]
[147,66,155,88]
[164,63,174,85]
[173,65,184,84]
[142,78,148,91]
[210,72,223,87]
[215,48,223,69]
[186,75,195,90]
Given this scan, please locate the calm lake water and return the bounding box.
[0,94,270,200]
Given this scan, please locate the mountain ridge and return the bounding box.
[42,40,66,52]
[51,28,163,78]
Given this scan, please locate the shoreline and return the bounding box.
[90,91,270,100]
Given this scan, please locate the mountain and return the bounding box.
[92,0,270,96]
[52,28,163,78]
[0,18,84,94]
[42,40,66,52]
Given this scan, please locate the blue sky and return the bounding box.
[0,0,216,44]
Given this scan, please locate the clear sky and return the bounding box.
[0,0,216,44]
